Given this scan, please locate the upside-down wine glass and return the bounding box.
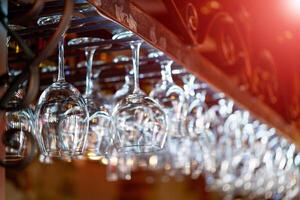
[112,31,167,154]
[182,74,209,138]
[148,54,189,179]
[35,15,88,161]
[180,74,208,178]
[0,62,35,163]
[1,108,34,163]
[149,53,186,138]
[68,37,113,160]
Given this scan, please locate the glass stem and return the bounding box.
[125,64,134,85]
[57,36,65,82]
[130,41,142,94]
[161,60,174,84]
[84,48,96,96]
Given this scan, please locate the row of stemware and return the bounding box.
[2,14,300,200]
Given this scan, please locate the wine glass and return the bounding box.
[67,37,113,159]
[2,108,34,162]
[149,55,186,138]
[112,31,167,154]
[147,57,187,178]
[182,74,210,138]
[35,15,88,159]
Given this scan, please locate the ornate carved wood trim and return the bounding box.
[89,0,300,148]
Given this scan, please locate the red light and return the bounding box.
[286,0,300,18]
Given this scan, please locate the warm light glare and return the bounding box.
[87,152,102,161]
[101,157,108,165]
[126,158,134,167]
[149,155,158,167]
[286,0,300,18]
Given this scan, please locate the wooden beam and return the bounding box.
[89,0,300,148]
[0,0,8,199]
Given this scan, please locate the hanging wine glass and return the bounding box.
[5,53,49,164]
[35,15,88,160]
[149,54,186,138]
[180,74,208,178]
[182,74,210,138]
[112,31,167,154]
[67,37,113,160]
[1,108,34,162]
[146,56,185,178]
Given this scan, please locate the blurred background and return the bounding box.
[6,160,220,200]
